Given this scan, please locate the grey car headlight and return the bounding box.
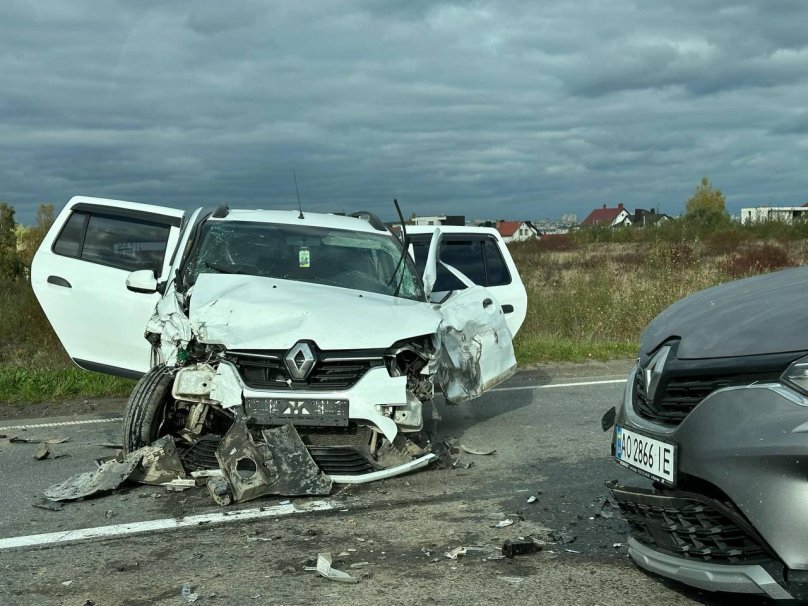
[780,355,808,396]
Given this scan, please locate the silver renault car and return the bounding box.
[608,265,808,601]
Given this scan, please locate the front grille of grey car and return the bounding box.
[228,350,385,391]
[610,483,770,563]
[632,370,780,426]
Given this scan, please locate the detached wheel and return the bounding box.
[122,364,176,452]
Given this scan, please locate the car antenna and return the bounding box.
[293,169,304,219]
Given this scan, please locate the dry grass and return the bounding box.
[510,238,806,363]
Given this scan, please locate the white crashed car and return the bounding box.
[31,197,527,482]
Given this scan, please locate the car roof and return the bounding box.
[406,225,500,237]
[208,209,387,234]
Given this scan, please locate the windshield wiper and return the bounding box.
[203,261,244,275]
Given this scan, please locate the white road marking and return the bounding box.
[0,417,123,431]
[0,500,335,551]
[490,378,626,393]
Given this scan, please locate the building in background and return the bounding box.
[581,203,630,227]
[741,204,808,224]
[410,215,465,226]
[496,220,540,243]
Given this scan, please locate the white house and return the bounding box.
[741,205,808,224]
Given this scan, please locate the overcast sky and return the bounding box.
[3,0,808,224]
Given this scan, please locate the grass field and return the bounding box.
[1,226,805,403]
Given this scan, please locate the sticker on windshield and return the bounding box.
[299,248,310,268]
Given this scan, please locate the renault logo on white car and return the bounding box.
[643,345,671,402]
[285,342,316,380]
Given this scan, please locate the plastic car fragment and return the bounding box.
[129,436,186,485]
[44,452,143,501]
[215,418,280,503]
[259,425,333,496]
[315,553,359,583]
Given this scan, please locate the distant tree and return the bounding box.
[0,203,22,279]
[685,177,729,228]
[17,203,56,270]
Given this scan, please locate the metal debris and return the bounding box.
[207,477,234,506]
[492,519,514,528]
[35,444,51,460]
[527,495,537,504]
[9,436,35,443]
[315,553,359,583]
[503,538,543,558]
[459,445,497,456]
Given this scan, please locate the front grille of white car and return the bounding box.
[227,350,385,391]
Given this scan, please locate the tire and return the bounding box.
[122,364,175,452]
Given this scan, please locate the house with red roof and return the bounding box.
[581,203,630,227]
[496,220,539,243]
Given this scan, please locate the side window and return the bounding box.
[439,240,486,286]
[483,239,511,286]
[53,211,88,257]
[411,235,512,290]
[53,210,171,275]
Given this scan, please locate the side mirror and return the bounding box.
[422,228,442,299]
[126,269,158,294]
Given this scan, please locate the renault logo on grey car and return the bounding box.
[285,342,316,380]
[643,345,670,402]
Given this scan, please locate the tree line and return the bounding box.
[0,203,55,280]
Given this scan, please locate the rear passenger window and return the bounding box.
[53,211,88,257]
[410,235,511,290]
[483,239,511,286]
[52,210,171,275]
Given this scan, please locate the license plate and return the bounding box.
[244,398,349,427]
[615,425,676,484]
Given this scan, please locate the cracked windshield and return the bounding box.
[182,220,423,300]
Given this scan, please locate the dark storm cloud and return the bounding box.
[3,0,808,223]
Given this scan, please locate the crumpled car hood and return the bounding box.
[641,265,808,359]
[188,273,441,351]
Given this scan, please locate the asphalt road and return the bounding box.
[0,366,774,606]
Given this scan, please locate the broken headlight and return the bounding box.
[781,355,808,399]
[384,335,436,378]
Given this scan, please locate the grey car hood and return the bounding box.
[188,273,441,351]
[641,265,808,359]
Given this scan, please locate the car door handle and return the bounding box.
[501,304,514,314]
[483,298,494,308]
[47,275,72,288]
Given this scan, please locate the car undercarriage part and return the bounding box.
[215,418,332,501]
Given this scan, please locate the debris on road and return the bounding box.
[502,538,543,558]
[42,437,71,444]
[34,444,51,460]
[9,436,35,443]
[206,477,234,506]
[492,519,514,528]
[315,553,359,583]
[32,498,64,511]
[444,546,491,560]
[550,529,577,545]
[527,495,537,504]
[181,582,199,603]
[459,444,497,456]
[165,479,196,492]
[44,451,143,501]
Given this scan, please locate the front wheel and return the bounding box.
[122,364,175,452]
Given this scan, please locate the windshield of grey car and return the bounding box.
[181,221,424,300]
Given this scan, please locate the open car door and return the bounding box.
[31,196,185,378]
[422,229,518,403]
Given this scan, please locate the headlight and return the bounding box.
[780,355,808,395]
